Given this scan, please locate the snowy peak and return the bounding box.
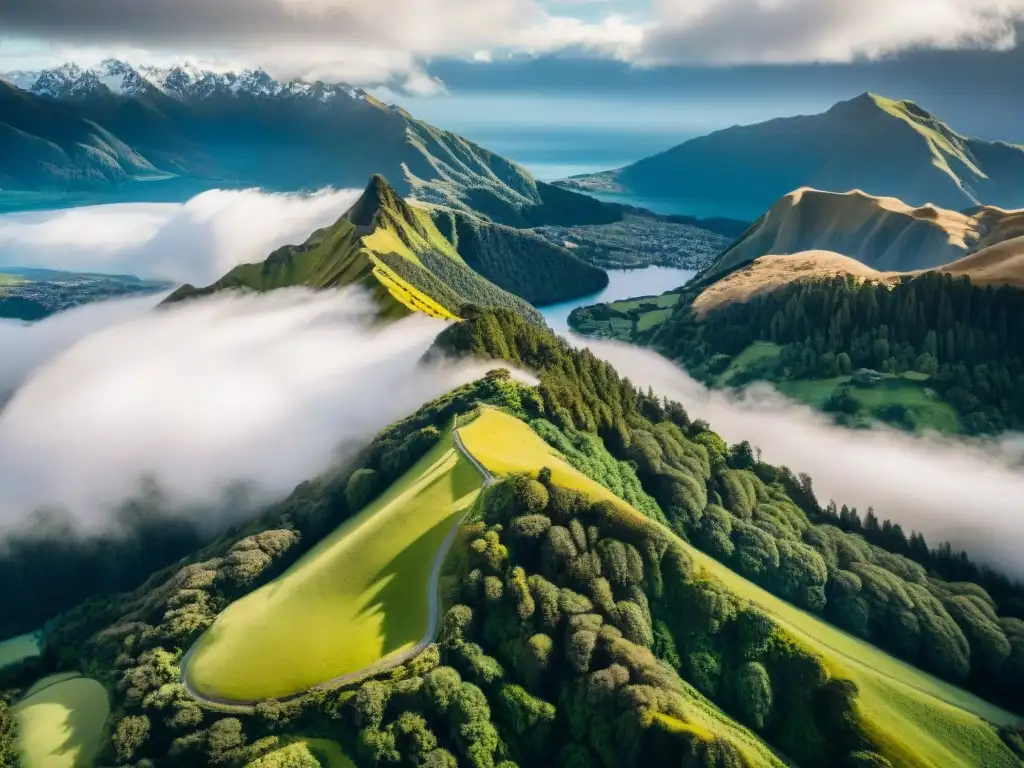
[0,60,366,105]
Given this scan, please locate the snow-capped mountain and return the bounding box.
[0,59,362,103]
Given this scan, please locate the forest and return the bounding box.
[648,272,1024,434]
[435,309,1024,712]
[2,309,1024,767]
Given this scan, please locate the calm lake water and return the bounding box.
[539,266,696,335]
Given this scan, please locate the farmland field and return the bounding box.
[184,431,484,702]
[13,674,110,768]
[458,407,1020,768]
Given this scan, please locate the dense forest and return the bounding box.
[648,272,1024,434]
[3,309,1024,767]
[435,309,1024,711]
[430,209,609,306]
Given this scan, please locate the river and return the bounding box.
[538,265,696,335]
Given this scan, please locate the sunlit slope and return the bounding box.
[569,92,1024,214]
[165,175,539,321]
[458,408,1020,768]
[184,432,483,702]
[13,674,110,768]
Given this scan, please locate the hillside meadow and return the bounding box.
[184,431,484,703]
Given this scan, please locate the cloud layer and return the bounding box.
[0,293,165,399]
[642,0,1024,65]
[2,0,1023,85]
[0,288,502,531]
[584,337,1024,580]
[0,187,359,285]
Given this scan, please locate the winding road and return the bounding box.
[180,416,494,712]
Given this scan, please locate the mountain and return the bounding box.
[0,267,169,321]
[2,309,1023,768]
[0,60,620,228]
[166,174,602,318]
[561,93,1024,213]
[704,187,1024,280]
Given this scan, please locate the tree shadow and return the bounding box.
[351,456,481,659]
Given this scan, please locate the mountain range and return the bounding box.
[561,93,1024,213]
[0,60,618,229]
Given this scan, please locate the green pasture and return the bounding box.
[13,674,110,768]
[184,431,483,702]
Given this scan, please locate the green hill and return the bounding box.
[562,93,1024,213]
[165,175,547,321]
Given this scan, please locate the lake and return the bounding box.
[539,266,696,335]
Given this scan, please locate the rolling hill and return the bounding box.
[561,93,1024,214]
[703,187,1024,280]
[166,175,611,317]
[0,62,620,228]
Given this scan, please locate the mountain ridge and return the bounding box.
[165,174,601,320]
[560,93,1024,213]
[0,61,622,229]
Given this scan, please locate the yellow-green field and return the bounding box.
[458,408,1020,768]
[184,432,484,702]
[0,632,41,669]
[13,674,110,768]
[569,292,681,340]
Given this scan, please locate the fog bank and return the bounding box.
[0,187,359,284]
[0,289,502,531]
[584,337,1024,579]
[0,293,166,398]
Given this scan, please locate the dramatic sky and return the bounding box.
[2,1,1024,149]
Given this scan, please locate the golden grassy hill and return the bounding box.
[694,251,900,317]
[696,235,1024,316]
[709,187,1024,281]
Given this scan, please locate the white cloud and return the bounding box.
[640,0,1024,65]
[584,337,1024,580]
[0,0,644,86]
[0,288,506,531]
[0,187,359,285]
[2,0,1024,82]
[0,293,164,398]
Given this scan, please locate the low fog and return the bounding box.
[0,293,167,398]
[583,337,1024,580]
[0,187,360,284]
[0,288,502,532]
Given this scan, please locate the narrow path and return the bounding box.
[181,418,494,712]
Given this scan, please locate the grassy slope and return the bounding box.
[458,408,1019,768]
[0,632,40,669]
[184,431,483,702]
[718,341,961,433]
[166,178,460,320]
[13,674,110,768]
[569,292,680,340]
